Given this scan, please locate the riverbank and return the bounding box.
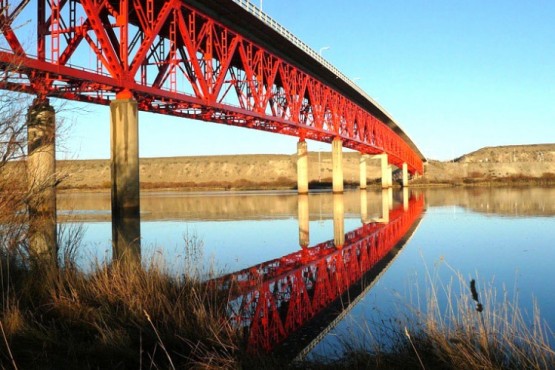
[50,144,555,191]
[1,248,553,369]
[416,144,555,186]
[56,152,380,191]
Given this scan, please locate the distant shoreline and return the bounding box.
[16,143,555,191]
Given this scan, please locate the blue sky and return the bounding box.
[56,0,555,161]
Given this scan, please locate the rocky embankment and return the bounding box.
[57,152,382,190]
[419,144,555,185]
[54,144,555,190]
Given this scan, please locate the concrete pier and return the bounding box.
[333,193,344,248]
[298,194,309,248]
[386,165,393,188]
[360,189,368,224]
[110,93,141,260]
[403,187,409,211]
[402,163,409,187]
[27,99,57,260]
[371,154,392,188]
[359,154,369,189]
[297,140,309,194]
[332,137,343,193]
[373,188,391,223]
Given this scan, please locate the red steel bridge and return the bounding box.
[217,194,424,356]
[0,0,423,173]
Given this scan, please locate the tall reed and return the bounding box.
[302,261,555,370]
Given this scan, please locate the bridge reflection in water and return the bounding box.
[216,192,424,358]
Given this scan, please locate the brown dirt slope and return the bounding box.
[58,152,382,190]
[51,144,555,190]
[421,144,555,184]
[455,143,555,163]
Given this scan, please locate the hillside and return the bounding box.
[455,144,555,163]
[57,152,382,190]
[34,143,555,190]
[421,144,555,185]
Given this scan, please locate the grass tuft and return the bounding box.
[302,261,555,370]
[0,242,240,369]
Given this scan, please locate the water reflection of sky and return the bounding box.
[66,218,363,274]
[308,206,555,359]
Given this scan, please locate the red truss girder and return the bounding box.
[220,195,425,353]
[0,0,423,173]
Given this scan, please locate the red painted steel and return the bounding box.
[217,195,425,353]
[0,0,423,173]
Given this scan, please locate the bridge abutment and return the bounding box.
[332,138,343,193]
[297,140,309,194]
[110,95,141,261]
[27,99,57,261]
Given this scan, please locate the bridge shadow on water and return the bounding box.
[214,193,425,361]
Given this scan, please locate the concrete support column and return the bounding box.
[359,154,369,189]
[360,189,368,224]
[333,193,344,248]
[297,140,309,194]
[402,163,409,187]
[381,189,390,223]
[371,154,392,188]
[332,137,343,193]
[27,99,57,261]
[388,187,394,210]
[403,187,409,211]
[110,95,141,261]
[385,164,393,188]
[297,194,309,248]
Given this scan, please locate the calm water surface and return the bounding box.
[57,187,555,358]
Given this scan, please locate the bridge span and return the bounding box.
[0,0,424,258]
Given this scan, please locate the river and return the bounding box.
[57,186,555,359]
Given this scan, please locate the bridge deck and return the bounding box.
[182,0,425,162]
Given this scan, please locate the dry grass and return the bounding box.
[412,267,555,369]
[140,177,297,191]
[0,242,241,369]
[302,262,555,370]
[460,173,555,186]
[2,226,554,369]
[58,177,298,191]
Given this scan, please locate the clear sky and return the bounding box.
[56,0,555,161]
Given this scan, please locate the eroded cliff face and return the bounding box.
[14,144,554,190]
[455,144,555,164]
[56,152,382,190]
[420,144,555,184]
